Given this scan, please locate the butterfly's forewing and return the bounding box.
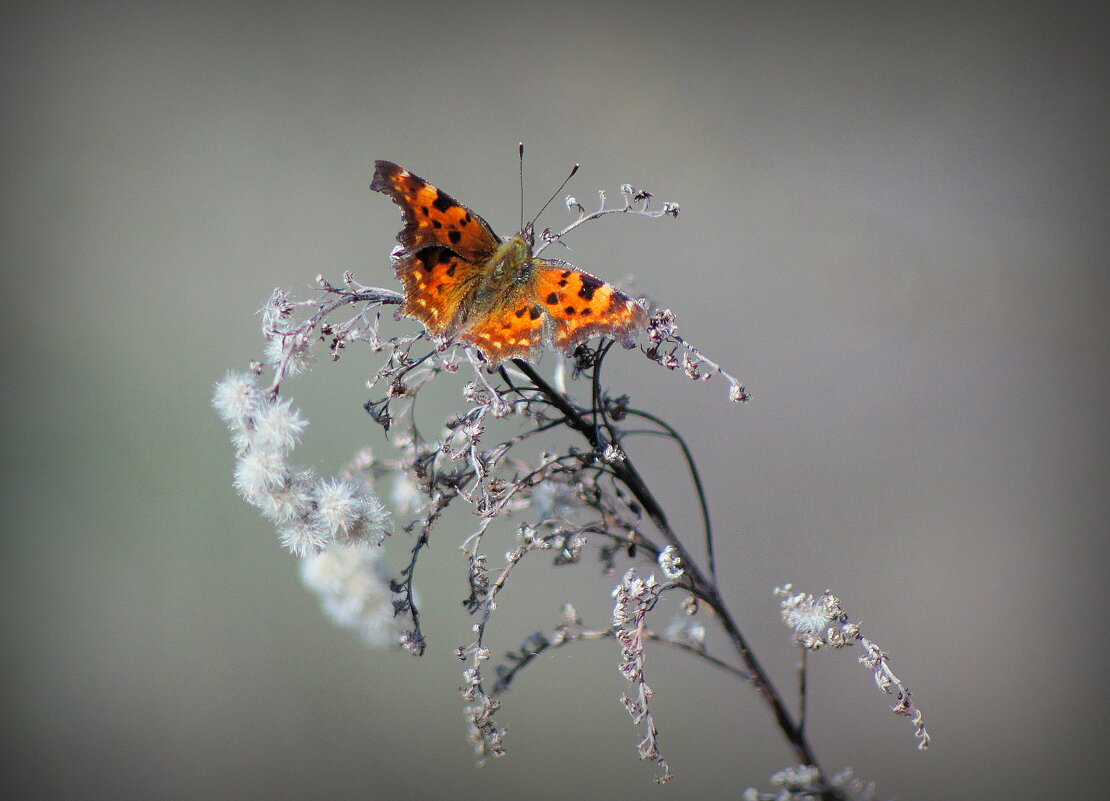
[371,161,500,262]
[532,258,648,356]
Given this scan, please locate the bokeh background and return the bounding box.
[3,2,1106,799]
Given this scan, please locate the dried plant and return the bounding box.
[212,166,927,799]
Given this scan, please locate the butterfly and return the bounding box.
[370,160,649,369]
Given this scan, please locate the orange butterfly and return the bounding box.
[371,160,648,369]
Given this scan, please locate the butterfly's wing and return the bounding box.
[390,245,492,339]
[371,161,500,262]
[372,161,503,338]
[531,258,649,356]
[458,295,549,368]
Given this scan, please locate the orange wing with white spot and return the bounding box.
[458,297,549,367]
[531,258,648,356]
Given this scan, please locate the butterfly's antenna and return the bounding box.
[529,162,580,230]
[518,142,525,232]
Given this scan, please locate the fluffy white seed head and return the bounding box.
[786,604,835,636]
[300,542,404,647]
[263,334,314,376]
[666,615,706,648]
[255,469,315,523]
[212,372,262,427]
[312,478,364,538]
[250,397,308,454]
[260,287,295,334]
[277,519,333,557]
[391,474,422,515]
[233,449,290,504]
[311,477,391,545]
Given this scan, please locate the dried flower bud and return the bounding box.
[658,545,684,579]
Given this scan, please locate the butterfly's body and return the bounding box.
[371,161,647,368]
[474,236,533,300]
[437,237,535,339]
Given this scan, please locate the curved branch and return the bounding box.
[492,625,751,695]
[622,407,716,583]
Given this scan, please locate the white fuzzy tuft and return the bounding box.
[251,397,308,454]
[277,520,332,557]
[212,372,261,427]
[233,450,290,503]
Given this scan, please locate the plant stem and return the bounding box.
[510,357,840,800]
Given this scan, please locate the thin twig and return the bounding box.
[799,645,809,735]
[622,407,716,583]
[492,624,751,694]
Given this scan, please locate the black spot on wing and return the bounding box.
[432,190,454,213]
[414,247,455,273]
[577,274,603,301]
[448,230,461,245]
[529,306,542,320]
[545,292,559,305]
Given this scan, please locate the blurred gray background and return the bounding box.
[2,2,1106,799]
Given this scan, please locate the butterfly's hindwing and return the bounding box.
[459,295,549,367]
[394,246,486,339]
